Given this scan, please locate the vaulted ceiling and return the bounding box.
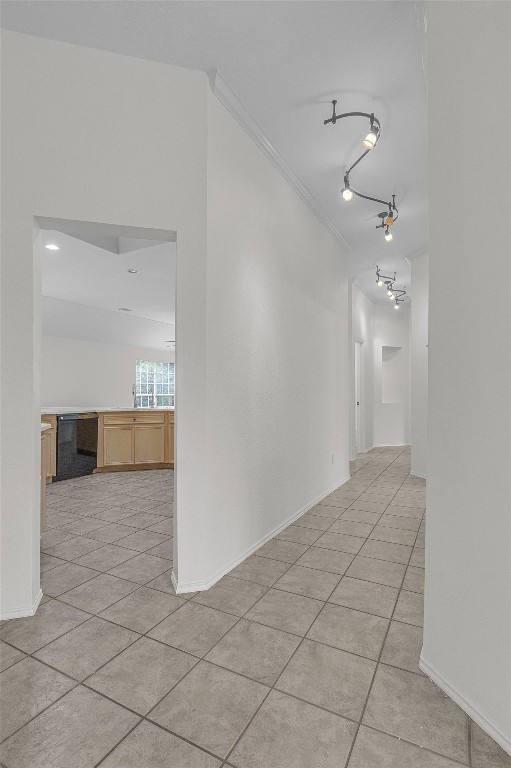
[2,0,428,302]
[42,231,176,350]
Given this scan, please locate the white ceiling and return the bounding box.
[42,231,176,349]
[2,0,428,303]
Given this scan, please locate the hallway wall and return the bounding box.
[424,1,511,754]
[204,89,350,589]
[410,254,429,477]
[351,284,375,454]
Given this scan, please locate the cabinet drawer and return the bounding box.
[103,412,165,425]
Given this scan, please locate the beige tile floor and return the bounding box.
[1,450,510,767]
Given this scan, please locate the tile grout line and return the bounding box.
[4,459,444,766]
[222,446,412,767]
[342,449,430,767]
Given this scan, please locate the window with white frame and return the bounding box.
[135,360,175,408]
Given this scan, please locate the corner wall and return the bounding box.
[424,1,511,753]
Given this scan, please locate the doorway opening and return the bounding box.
[36,216,177,594]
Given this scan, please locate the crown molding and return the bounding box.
[406,247,429,264]
[209,69,352,254]
[352,278,375,304]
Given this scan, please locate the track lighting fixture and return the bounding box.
[324,100,399,240]
[376,267,408,307]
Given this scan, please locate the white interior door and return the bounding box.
[354,340,363,454]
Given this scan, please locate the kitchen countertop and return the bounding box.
[41,407,174,415]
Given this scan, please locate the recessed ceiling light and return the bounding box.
[127,269,138,274]
[45,244,60,250]
[118,307,132,312]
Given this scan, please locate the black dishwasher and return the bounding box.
[55,413,98,482]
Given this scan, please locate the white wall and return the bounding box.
[0,30,351,613]
[43,297,175,351]
[410,255,428,477]
[1,30,209,616]
[373,304,410,446]
[423,2,511,754]
[351,284,375,455]
[202,89,350,588]
[41,335,174,408]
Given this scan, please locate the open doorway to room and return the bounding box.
[36,217,178,599]
[354,338,364,454]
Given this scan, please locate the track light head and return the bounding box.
[384,227,393,243]
[394,301,400,309]
[341,175,353,202]
[377,280,384,287]
[362,125,379,149]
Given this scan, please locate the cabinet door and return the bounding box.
[135,425,165,464]
[103,426,135,466]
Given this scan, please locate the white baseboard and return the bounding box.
[350,445,378,460]
[420,654,511,757]
[0,588,43,621]
[372,443,411,448]
[173,473,350,594]
[411,470,427,479]
[170,570,179,594]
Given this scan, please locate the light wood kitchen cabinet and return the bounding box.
[40,415,57,482]
[40,430,48,531]
[96,410,174,472]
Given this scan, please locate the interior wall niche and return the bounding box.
[381,345,405,403]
